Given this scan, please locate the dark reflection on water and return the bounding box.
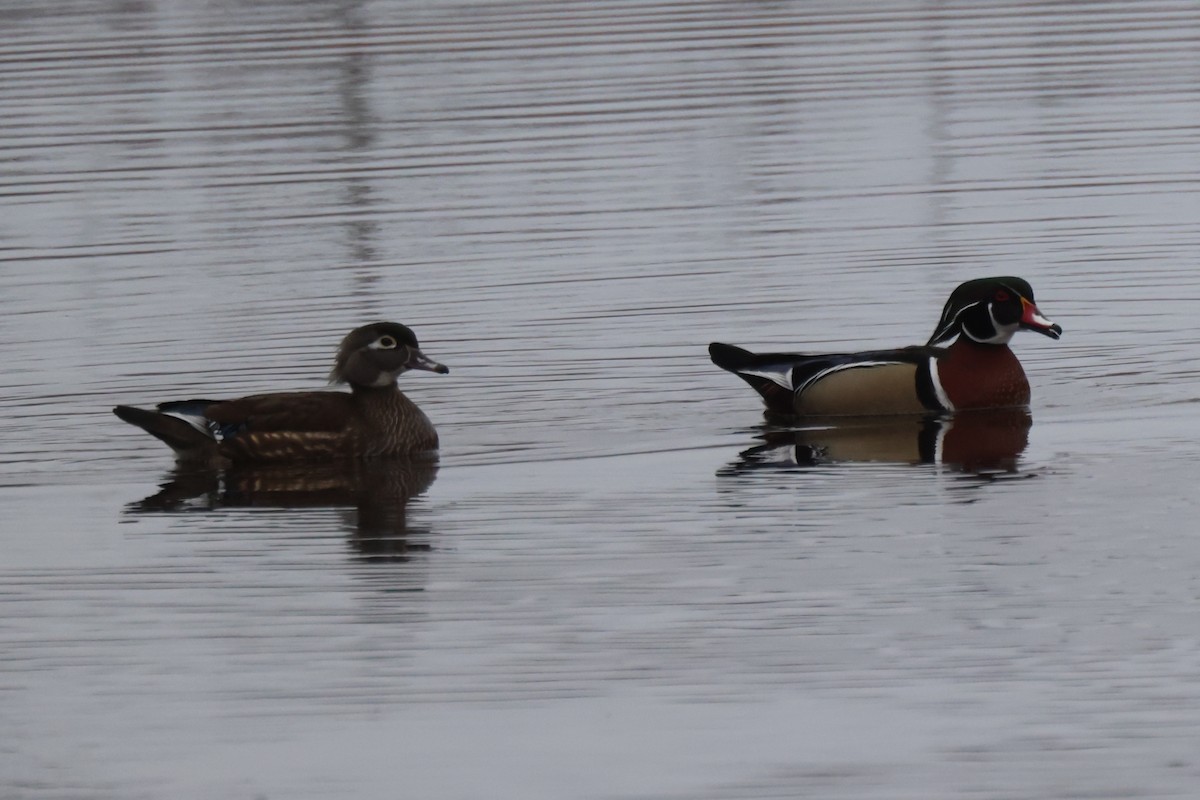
[127,459,438,562]
[8,0,1200,797]
[723,408,1032,474]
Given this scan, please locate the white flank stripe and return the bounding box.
[796,360,899,396]
[928,357,954,411]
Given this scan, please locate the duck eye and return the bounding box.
[377,336,397,349]
[994,290,1010,302]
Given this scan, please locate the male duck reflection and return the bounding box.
[710,277,1061,416]
[723,409,1033,475]
[114,322,448,465]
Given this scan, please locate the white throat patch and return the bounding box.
[961,304,1017,345]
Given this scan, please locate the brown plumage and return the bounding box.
[113,322,448,465]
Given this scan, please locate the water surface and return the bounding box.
[4,1,1200,798]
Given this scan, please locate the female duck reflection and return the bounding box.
[114,322,447,559]
[128,460,439,560]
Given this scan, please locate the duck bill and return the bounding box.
[1020,297,1062,340]
[407,349,450,374]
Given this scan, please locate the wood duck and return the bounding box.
[114,322,448,464]
[709,277,1061,416]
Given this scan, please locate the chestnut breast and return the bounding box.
[936,339,1030,410]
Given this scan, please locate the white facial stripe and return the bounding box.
[962,304,1016,344]
[935,301,979,343]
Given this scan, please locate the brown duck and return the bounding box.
[710,277,1061,416]
[114,322,448,464]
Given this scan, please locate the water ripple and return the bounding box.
[6,1,1200,798]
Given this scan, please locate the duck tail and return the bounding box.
[113,403,218,459]
[708,342,760,372]
[708,342,796,414]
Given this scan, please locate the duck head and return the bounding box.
[330,322,449,388]
[927,277,1062,346]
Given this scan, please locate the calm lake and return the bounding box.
[4,1,1200,798]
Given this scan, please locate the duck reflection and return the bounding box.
[127,458,438,561]
[723,408,1032,474]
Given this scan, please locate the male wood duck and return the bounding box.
[709,277,1061,416]
[114,322,448,464]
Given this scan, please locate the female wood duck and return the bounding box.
[114,322,448,464]
[709,277,1061,416]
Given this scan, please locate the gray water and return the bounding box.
[4,1,1200,797]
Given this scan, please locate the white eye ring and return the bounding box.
[374,336,398,349]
